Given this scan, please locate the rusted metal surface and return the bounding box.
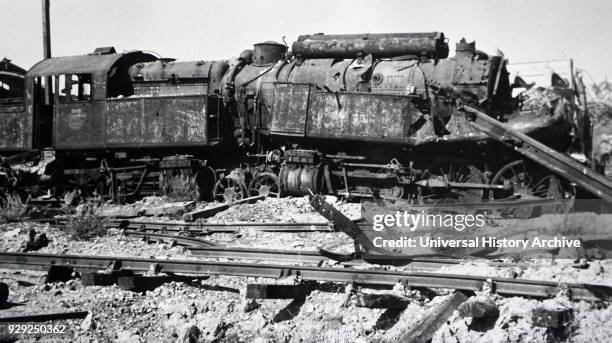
[292,32,449,59]
[0,111,31,151]
[129,60,229,94]
[55,102,105,148]
[269,83,311,135]
[269,82,423,142]
[0,58,29,152]
[105,96,209,147]
[307,92,420,141]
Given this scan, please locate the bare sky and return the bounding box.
[1,0,611,84]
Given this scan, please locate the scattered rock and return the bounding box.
[160,301,196,318]
[80,312,96,331]
[532,306,574,329]
[176,325,200,343]
[23,229,49,252]
[195,313,227,340]
[242,298,260,313]
[116,329,141,343]
[458,298,500,319]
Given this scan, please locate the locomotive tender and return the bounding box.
[0,32,591,205]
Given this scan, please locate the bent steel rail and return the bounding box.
[461,105,612,204]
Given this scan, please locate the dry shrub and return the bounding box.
[65,201,107,241]
[0,193,28,222]
[162,174,199,201]
[60,189,79,214]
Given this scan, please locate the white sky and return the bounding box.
[1,0,611,84]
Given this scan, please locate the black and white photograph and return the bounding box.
[1,0,612,342]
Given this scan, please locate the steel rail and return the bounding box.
[0,252,608,301]
[188,245,465,269]
[398,197,564,211]
[122,230,216,247]
[106,220,334,233]
[189,246,328,263]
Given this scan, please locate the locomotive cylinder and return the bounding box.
[291,32,449,59]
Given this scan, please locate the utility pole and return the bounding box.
[42,0,51,59]
[41,0,52,103]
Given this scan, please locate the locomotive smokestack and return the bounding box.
[42,0,51,59]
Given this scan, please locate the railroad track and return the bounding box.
[0,252,608,302]
[122,230,216,247]
[115,229,462,270]
[187,245,467,270]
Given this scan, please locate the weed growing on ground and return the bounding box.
[0,193,28,222]
[162,174,199,202]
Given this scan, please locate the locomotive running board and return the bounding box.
[461,105,612,204]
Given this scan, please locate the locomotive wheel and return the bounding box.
[248,172,280,198]
[490,160,566,218]
[418,160,486,205]
[213,175,247,203]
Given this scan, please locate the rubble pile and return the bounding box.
[0,195,611,342]
[1,273,611,342]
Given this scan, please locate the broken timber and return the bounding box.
[400,291,469,343]
[246,284,313,300]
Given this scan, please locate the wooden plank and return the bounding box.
[183,195,265,221]
[400,291,469,343]
[246,284,313,300]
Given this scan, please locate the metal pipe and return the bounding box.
[292,32,449,59]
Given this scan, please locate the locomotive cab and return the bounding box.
[26,49,158,151]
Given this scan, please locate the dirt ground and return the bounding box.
[1,196,612,342]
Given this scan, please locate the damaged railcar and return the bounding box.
[4,48,235,199]
[224,34,589,205]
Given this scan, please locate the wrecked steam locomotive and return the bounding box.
[0,32,594,208]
